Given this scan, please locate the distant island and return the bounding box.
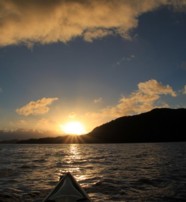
[0,108,186,144]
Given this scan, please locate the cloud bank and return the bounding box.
[87,79,177,126]
[16,97,58,116]
[113,79,176,116]
[0,0,186,46]
[94,97,103,104]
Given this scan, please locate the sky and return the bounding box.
[0,0,186,139]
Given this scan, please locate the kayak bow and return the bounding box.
[43,172,91,202]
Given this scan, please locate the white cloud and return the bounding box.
[138,79,176,97]
[110,79,176,117]
[0,0,185,46]
[86,80,177,128]
[94,97,103,104]
[16,97,58,116]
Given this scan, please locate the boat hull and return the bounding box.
[43,172,91,202]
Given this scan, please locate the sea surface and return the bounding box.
[0,142,186,202]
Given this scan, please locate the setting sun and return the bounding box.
[61,121,87,135]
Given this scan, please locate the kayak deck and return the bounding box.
[43,172,91,202]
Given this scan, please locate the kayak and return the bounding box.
[43,172,91,202]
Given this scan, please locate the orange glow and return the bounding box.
[60,121,87,135]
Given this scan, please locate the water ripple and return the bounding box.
[0,143,186,201]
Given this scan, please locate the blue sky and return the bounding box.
[0,0,186,139]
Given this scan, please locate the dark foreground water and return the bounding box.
[0,142,186,201]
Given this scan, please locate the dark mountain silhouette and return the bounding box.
[86,108,186,143]
[0,129,53,141]
[1,108,185,144]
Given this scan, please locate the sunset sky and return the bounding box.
[0,0,186,139]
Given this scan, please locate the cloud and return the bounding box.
[86,80,177,128]
[8,116,61,134]
[16,97,58,116]
[108,79,176,117]
[0,87,2,93]
[94,97,103,104]
[182,85,186,94]
[137,79,176,97]
[115,54,135,66]
[0,0,185,46]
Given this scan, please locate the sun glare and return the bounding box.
[61,121,86,135]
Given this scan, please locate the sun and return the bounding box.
[61,121,87,135]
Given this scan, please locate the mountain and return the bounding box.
[86,108,186,143]
[1,108,185,144]
[0,129,54,141]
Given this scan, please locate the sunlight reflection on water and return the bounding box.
[0,143,186,201]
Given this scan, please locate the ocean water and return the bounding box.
[0,142,186,202]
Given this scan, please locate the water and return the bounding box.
[0,142,186,201]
